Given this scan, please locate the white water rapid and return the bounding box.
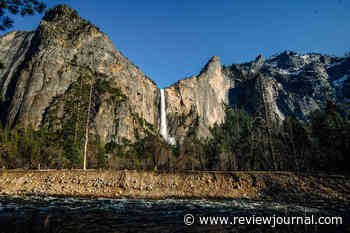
[160,89,175,145]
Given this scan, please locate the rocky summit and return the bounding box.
[225,51,350,121]
[0,5,349,145]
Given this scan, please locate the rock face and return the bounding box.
[0,5,160,143]
[165,56,232,141]
[1,5,349,145]
[225,51,350,121]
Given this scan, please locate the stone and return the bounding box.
[0,5,159,144]
[1,5,349,146]
[165,56,233,140]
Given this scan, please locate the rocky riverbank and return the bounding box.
[0,170,349,202]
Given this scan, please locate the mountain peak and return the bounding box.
[281,50,297,56]
[198,56,221,77]
[206,56,221,69]
[210,56,220,61]
[37,5,99,44]
[42,5,79,22]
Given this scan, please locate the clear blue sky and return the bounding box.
[2,0,349,88]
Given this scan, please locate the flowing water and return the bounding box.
[0,195,349,233]
[160,89,175,145]
[160,89,168,141]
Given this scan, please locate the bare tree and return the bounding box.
[83,78,93,170]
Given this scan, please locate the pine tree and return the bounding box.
[0,0,46,30]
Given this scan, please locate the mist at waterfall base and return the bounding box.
[160,89,176,145]
[0,195,349,233]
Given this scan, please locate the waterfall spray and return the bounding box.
[160,89,175,145]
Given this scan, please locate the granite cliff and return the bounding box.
[224,51,350,121]
[0,5,349,146]
[0,5,160,144]
[165,56,232,141]
[164,51,350,142]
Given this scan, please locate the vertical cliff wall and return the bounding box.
[225,52,349,121]
[0,5,160,144]
[1,6,349,145]
[165,56,233,141]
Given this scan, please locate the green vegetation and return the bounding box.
[0,0,46,31]
[0,88,349,173]
[202,101,350,173]
[105,101,350,173]
[0,124,106,169]
[0,75,126,170]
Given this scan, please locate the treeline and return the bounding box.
[203,102,350,173]
[0,125,105,169]
[106,101,349,173]
[0,102,349,173]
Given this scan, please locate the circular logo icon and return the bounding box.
[184,214,195,226]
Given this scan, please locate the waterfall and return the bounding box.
[160,89,168,140]
[160,89,175,145]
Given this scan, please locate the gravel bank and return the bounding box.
[0,170,349,202]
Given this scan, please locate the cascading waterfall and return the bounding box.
[160,89,168,140]
[160,89,175,145]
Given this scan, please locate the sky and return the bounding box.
[2,0,349,88]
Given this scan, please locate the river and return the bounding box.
[0,195,349,233]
